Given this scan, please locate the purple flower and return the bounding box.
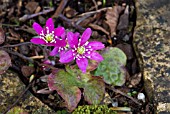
[30,18,66,47]
[59,28,105,73]
[50,32,80,56]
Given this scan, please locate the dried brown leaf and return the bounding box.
[0,50,11,74]
[117,5,129,30]
[64,6,78,18]
[79,17,94,27]
[105,5,124,37]
[128,73,142,88]
[52,0,69,18]
[21,66,35,77]
[19,45,29,55]
[0,28,5,44]
[37,88,53,94]
[8,29,20,40]
[89,23,109,35]
[25,2,39,14]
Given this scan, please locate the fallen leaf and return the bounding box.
[117,5,129,30]
[21,66,35,77]
[0,27,5,44]
[79,17,95,27]
[64,6,78,18]
[89,23,109,36]
[105,5,124,37]
[0,50,11,74]
[19,45,29,55]
[103,92,112,104]
[8,29,20,40]
[25,1,39,14]
[128,73,142,88]
[37,88,53,94]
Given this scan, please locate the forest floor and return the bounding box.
[0,0,153,113]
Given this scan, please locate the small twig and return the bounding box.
[39,63,58,70]
[52,0,69,18]
[0,42,32,48]
[1,23,19,27]
[92,0,98,10]
[110,107,131,111]
[75,14,92,25]
[77,7,112,17]
[4,49,33,63]
[2,81,34,114]
[58,14,85,31]
[107,85,142,105]
[89,23,109,35]
[43,46,48,60]
[19,8,55,22]
[30,55,44,59]
[75,7,112,26]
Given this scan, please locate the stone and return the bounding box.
[133,0,170,113]
[0,70,54,113]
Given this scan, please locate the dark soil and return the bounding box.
[0,0,153,113]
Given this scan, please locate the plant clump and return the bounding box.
[29,18,128,112]
[72,105,117,114]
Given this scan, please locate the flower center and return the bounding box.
[65,43,69,48]
[77,46,85,55]
[45,34,53,42]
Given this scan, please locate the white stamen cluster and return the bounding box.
[40,27,56,43]
[72,39,93,60]
[58,39,69,52]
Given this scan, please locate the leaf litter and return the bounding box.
[0,0,153,113]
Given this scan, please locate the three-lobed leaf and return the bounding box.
[48,66,106,111]
[48,71,81,112]
[84,77,105,104]
[93,47,127,86]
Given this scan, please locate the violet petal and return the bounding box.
[54,39,67,47]
[59,50,74,63]
[30,38,45,44]
[54,27,65,37]
[46,43,57,46]
[89,51,104,62]
[46,18,54,33]
[67,32,79,48]
[88,41,105,50]
[50,47,59,56]
[59,50,66,57]
[76,58,88,73]
[80,28,92,46]
[33,22,43,35]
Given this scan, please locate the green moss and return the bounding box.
[72,105,117,114]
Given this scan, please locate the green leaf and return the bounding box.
[86,60,99,72]
[57,86,81,112]
[84,77,105,104]
[102,47,127,66]
[66,65,92,84]
[93,47,127,86]
[48,72,81,112]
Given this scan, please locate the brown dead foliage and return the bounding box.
[105,5,124,37]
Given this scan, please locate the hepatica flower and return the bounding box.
[30,18,66,47]
[59,28,105,73]
[50,34,71,56]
